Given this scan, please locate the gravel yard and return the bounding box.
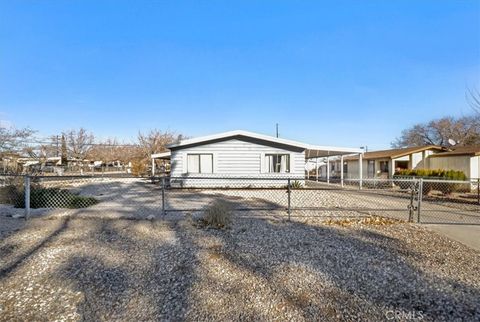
[0,212,479,321]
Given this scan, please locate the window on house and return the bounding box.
[343,162,348,173]
[331,163,335,171]
[395,160,409,171]
[187,154,213,173]
[379,161,389,173]
[265,154,290,173]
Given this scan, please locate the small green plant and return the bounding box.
[201,199,232,229]
[290,180,303,189]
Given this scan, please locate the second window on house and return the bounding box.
[379,161,389,173]
[265,154,290,173]
[187,154,213,173]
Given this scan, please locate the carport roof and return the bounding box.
[165,130,363,158]
[151,151,171,159]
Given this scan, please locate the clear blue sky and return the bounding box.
[1,1,479,149]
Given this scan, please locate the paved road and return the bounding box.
[425,224,480,251]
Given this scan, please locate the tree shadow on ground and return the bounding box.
[190,217,480,320]
[1,213,479,320]
[2,177,480,320]
[53,217,200,320]
[0,216,71,280]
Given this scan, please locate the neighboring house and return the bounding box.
[428,145,480,179]
[315,158,343,180]
[343,145,446,179]
[0,152,22,173]
[160,130,362,187]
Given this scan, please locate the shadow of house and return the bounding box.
[165,189,287,212]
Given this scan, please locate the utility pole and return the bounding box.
[56,135,59,157]
[276,123,279,138]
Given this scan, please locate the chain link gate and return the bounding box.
[407,179,421,223]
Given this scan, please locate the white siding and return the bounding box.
[393,155,409,162]
[471,156,479,179]
[169,139,305,187]
[411,152,423,169]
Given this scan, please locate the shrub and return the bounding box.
[131,158,148,177]
[394,169,467,180]
[0,185,23,205]
[393,169,469,195]
[202,199,232,229]
[14,187,98,209]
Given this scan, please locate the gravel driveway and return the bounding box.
[0,212,479,321]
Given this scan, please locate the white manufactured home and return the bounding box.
[152,130,363,187]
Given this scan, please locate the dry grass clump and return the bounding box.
[323,216,404,227]
[207,244,223,260]
[200,200,232,229]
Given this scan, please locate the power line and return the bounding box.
[18,140,140,147]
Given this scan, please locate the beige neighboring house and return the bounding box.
[429,145,480,179]
[343,145,446,179]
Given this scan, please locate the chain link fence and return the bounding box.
[0,175,164,219]
[418,178,480,224]
[1,174,479,224]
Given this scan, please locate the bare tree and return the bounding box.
[130,129,183,176]
[392,115,480,148]
[137,129,182,158]
[87,138,137,164]
[38,135,61,159]
[63,128,95,160]
[0,126,35,153]
[466,86,480,113]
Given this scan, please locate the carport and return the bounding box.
[304,145,364,187]
[151,152,171,176]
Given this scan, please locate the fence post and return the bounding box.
[24,175,30,220]
[287,178,291,221]
[477,178,479,206]
[417,178,423,223]
[161,176,166,216]
[408,180,415,223]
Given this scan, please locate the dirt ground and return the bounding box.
[0,213,479,321]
